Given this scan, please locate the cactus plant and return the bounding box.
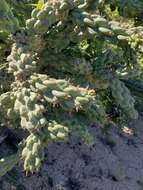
[0,0,143,176]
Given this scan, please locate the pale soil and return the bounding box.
[1,116,143,190]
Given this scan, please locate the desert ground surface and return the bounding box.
[1,116,143,190]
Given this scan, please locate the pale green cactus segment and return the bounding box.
[31,8,39,18]
[28,73,96,112]
[110,78,138,119]
[26,0,74,33]
[7,36,36,81]
[48,120,69,141]
[12,86,47,132]
[0,92,11,105]
[22,133,44,172]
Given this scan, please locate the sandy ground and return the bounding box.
[1,116,143,190]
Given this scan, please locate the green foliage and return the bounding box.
[0,0,143,176]
[106,0,143,18]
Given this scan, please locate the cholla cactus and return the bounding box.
[110,78,138,119]
[0,0,143,176]
[22,133,44,172]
